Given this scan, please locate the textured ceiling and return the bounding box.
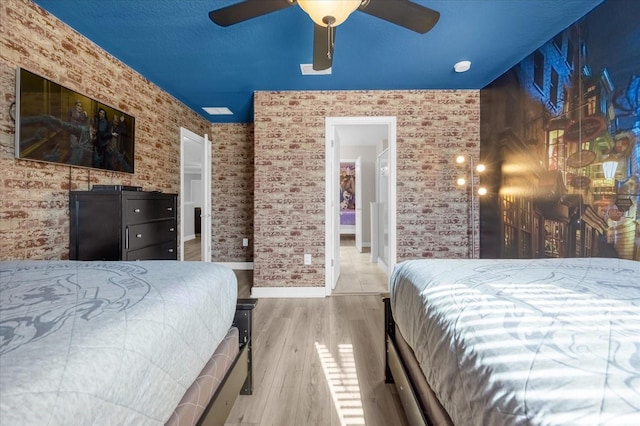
[31,0,604,124]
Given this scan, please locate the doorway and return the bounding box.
[324,117,397,295]
[180,128,211,262]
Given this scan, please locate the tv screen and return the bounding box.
[14,67,135,173]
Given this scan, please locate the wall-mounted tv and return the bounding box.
[14,67,135,173]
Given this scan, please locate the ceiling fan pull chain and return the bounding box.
[328,25,334,59]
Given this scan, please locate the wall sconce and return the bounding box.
[602,157,619,179]
[456,155,486,258]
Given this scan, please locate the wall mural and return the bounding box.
[340,162,356,227]
[480,0,639,260]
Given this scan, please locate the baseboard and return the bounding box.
[184,234,196,241]
[251,286,326,298]
[216,262,254,270]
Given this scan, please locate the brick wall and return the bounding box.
[0,0,480,272]
[253,90,480,288]
[210,123,254,262]
[0,0,210,259]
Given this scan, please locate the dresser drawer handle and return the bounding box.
[166,207,173,212]
[133,208,141,213]
[168,248,174,253]
[136,233,142,238]
[169,227,175,232]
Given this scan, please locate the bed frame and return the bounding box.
[196,298,257,426]
[383,297,452,426]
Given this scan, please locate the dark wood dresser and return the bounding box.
[69,190,178,261]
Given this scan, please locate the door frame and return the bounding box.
[324,116,397,295]
[180,127,212,262]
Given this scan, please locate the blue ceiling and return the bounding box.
[31,0,604,124]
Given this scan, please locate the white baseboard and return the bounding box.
[251,286,326,298]
[215,262,253,270]
[184,234,196,241]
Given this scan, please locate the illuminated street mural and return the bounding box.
[480,0,639,260]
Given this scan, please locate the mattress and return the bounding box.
[167,327,239,426]
[0,260,237,425]
[390,257,640,425]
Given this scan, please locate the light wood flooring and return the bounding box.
[334,235,388,295]
[188,235,403,424]
[184,235,201,261]
[225,239,403,425]
[224,294,408,426]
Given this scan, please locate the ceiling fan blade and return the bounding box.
[313,24,335,71]
[358,0,440,34]
[209,0,294,26]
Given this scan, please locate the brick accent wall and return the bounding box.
[253,90,480,288]
[0,0,210,259]
[210,123,254,262]
[0,0,480,273]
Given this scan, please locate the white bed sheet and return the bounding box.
[0,260,237,425]
[390,257,640,426]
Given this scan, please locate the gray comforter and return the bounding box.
[0,260,237,425]
[390,257,640,425]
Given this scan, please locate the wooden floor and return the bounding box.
[184,235,201,261]
[224,294,408,426]
[226,251,406,425]
[190,235,404,424]
[334,235,388,295]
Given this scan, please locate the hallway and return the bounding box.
[333,235,388,295]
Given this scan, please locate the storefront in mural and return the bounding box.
[480,0,639,260]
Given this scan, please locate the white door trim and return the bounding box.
[325,116,397,296]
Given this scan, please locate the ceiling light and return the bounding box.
[300,64,332,75]
[454,60,471,73]
[297,0,361,27]
[202,107,233,115]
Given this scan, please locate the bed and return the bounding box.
[384,257,640,425]
[0,260,255,426]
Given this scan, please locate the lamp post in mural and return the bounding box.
[456,155,486,259]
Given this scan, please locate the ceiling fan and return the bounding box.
[209,0,440,71]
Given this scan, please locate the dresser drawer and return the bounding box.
[126,241,177,261]
[126,220,176,251]
[125,197,175,223]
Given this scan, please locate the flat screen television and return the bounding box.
[14,67,135,173]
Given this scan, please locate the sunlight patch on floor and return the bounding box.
[315,342,365,425]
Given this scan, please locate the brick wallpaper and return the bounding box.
[253,90,480,288]
[0,0,480,280]
[210,123,254,262]
[0,0,210,259]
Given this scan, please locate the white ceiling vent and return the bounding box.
[300,64,332,75]
[202,107,233,115]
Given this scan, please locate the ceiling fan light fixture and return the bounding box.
[297,0,361,27]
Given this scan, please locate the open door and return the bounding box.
[332,132,341,290]
[355,156,363,252]
[201,134,212,262]
[325,116,397,296]
[180,128,211,262]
